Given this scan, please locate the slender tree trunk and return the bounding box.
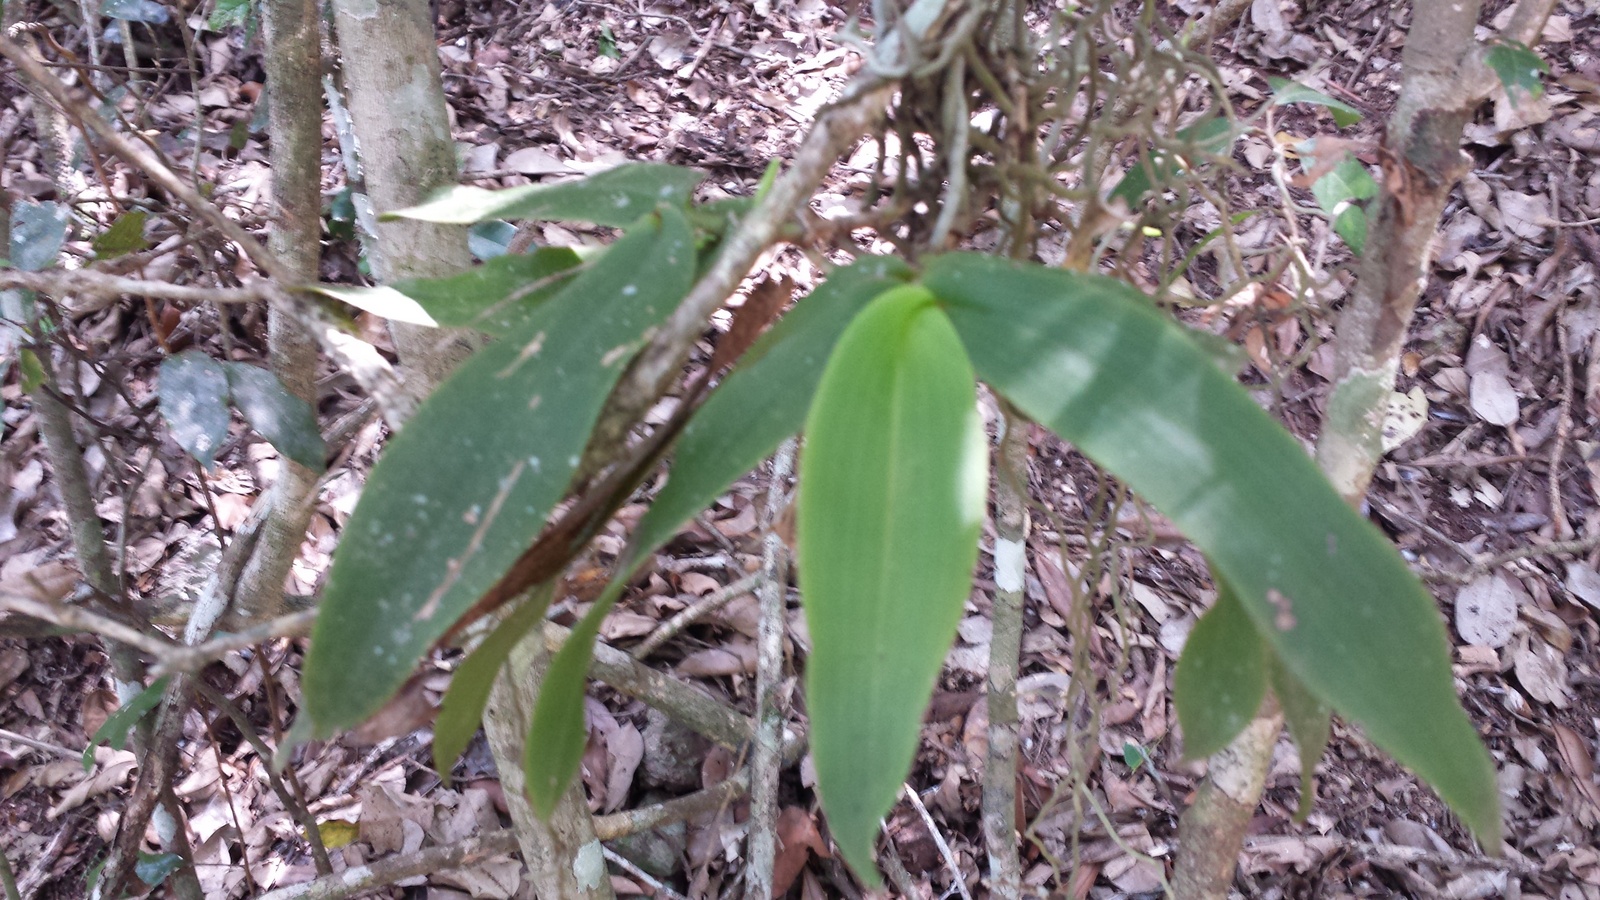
[235,0,324,620]
[328,0,475,395]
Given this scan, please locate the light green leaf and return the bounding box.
[469,221,518,260]
[93,210,150,260]
[84,677,169,771]
[798,284,987,881]
[1268,77,1364,128]
[1174,580,1266,759]
[135,852,184,887]
[434,584,555,782]
[1270,652,1332,821]
[159,351,232,468]
[302,207,696,736]
[926,253,1499,845]
[1485,41,1547,101]
[630,257,912,571]
[1307,153,1378,255]
[222,362,326,472]
[386,163,704,227]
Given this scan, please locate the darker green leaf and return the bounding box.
[1267,77,1364,128]
[1270,652,1332,821]
[302,207,696,737]
[387,163,705,227]
[135,852,184,887]
[525,582,622,818]
[93,210,150,260]
[389,247,583,335]
[629,257,912,572]
[85,677,169,771]
[927,253,1499,845]
[222,363,326,472]
[1485,41,1547,101]
[1307,153,1378,255]
[159,351,232,468]
[435,584,555,783]
[1174,580,1266,759]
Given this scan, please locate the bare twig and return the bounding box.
[0,728,80,759]
[904,783,974,900]
[631,572,762,660]
[983,402,1029,896]
[150,610,317,677]
[744,439,796,900]
[0,268,272,312]
[254,829,519,900]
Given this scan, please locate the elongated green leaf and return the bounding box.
[1174,581,1266,759]
[311,248,584,335]
[1269,651,1332,821]
[631,257,912,570]
[434,584,555,782]
[84,677,169,771]
[223,362,326,472]
[1111,117,1236,207]
[525,581,623,817]
[302,207,695,736]
[1268,77,1364,128]
[387,163,704,227]
[926,253,1499,844]
[159,351,232,468]
[798,285,987,881]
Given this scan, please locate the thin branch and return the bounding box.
[632,572,762,660]
[150,610,317,676]
[0,268,272,312]
[903,783,974,900]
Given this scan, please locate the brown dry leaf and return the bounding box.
[503,146,570,175]
[1550,723,1600,816]
[1512,634,1571,708]
[433,856,521,899]
[0,554,77,602]
[676,641,757,676]
[1495,190,1551,241]
[603,723,643,812]
[1382,387,1429,452]
[1470,371,1520,426]
[771,805,828,895]
[1454,573,1521,649]
[352,674,437,744]
[357,782,430,855]
[710,276,793,373]
[0,647,30,694]
[49,753,137,819]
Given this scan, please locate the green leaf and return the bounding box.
[103,0,168,22]
[797,284,987,881]
[1267,77,1364,128]
[93,210,150,260]
[525,581,622,817]
[386,163,705,227]
[135,852,184,887]
[1306,152,1378,255]
[302,207,696,737]
[1123,741,1148,772]
[926,253,1499,845]
[310,248,582,334]
[1110,117,1236,207]
[1269,651,1332,821]
[629,257,912,571]
[159,351,232,468]
[19,348,45,393]
[392,248,582,335]
[434,584,555,782]
[85,677,169,771]
[10,200,69,272]
[207,0,251,29]
[1485,41,1547,101]
[469,220,517,260]
[222,362,327,472]
[1174,580,1266,759]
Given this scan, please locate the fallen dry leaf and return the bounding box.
[1512,634,1571,708]
[1454,573,1521,649]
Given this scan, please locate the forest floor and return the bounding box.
[2,0,1600,897]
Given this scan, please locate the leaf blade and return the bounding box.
[386,164,704,227]
[797,285,987,880]
[927,253,1499,844]
[1174,579,1266,759]
[302,207,696,736]
[159,351,233,468]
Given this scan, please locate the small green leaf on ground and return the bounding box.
[1268,77,1364,128]
[798,284,987,882]
[9,200,70,272]
[1485,41,1548,101]
[84,677,169,771]
[93,210,150,260]
[159,351,232,468]
[1307,153,1378,254]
